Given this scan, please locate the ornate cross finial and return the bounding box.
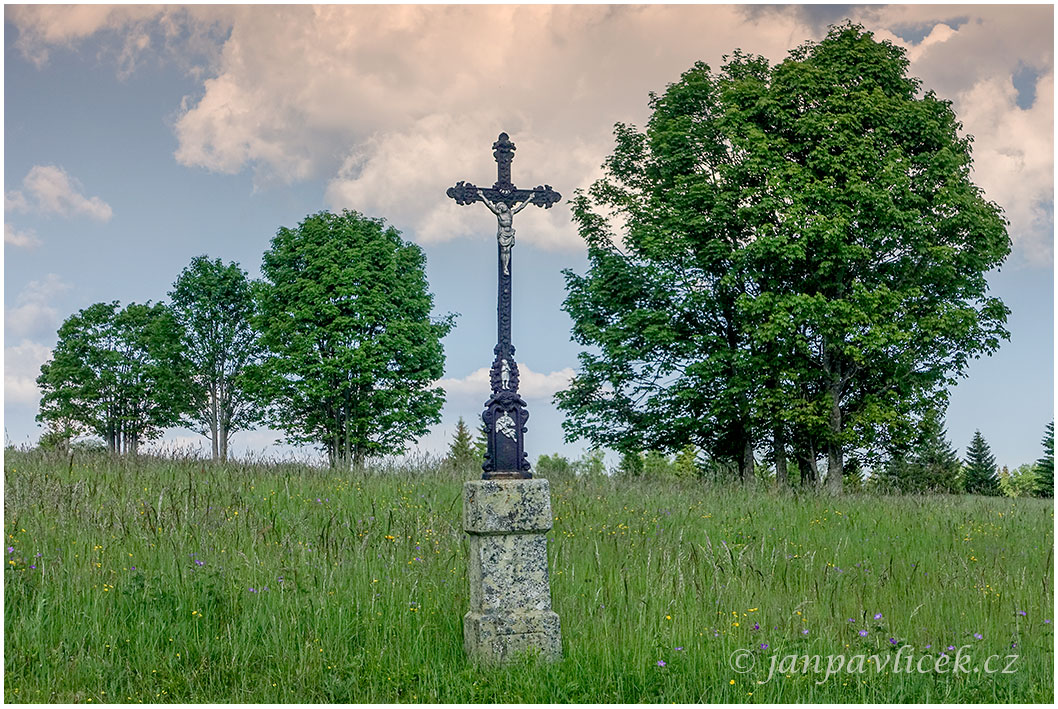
[492,132,515,189]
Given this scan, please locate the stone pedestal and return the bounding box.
[463,478,561,663]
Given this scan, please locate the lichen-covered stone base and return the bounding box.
[468,533,551,611]
[464,478,552,534]
[464,478,561,663]
[464,610,561,663]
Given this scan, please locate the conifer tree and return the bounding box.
[446,416,477,468]
[963,430,1000,495]
[1035,421,1053,498]
[877,411,963,493]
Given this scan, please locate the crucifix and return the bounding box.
[447,133,561,479]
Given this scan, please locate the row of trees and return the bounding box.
[472,417,1049,498]
[555,24,1013,494]
[37,211,453,467]
[37,24,1043,499]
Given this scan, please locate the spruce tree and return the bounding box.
[1035,421,1054,498]
[446,417,477,468]
[964,430,1000,495]
[878,411,963,493]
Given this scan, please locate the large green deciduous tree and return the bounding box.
[557,24,1010,493]
[254,210,454,469]
[169,256,263,461]
[36,301,193,454]
[963,429,999,495]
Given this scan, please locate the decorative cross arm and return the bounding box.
[446,133,561,209]
[447,180,562,209]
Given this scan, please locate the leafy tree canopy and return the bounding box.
[36,301,193,454]
[254,210,454,468]
[557,23,1010,494]
[169,256,263,461]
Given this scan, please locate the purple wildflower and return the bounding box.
[675,646,684,651]
[947,645,955,651]
[6,546,12,554]
[195,560,205,566]
[656,660,666,667]
[802,629,809,635]
[874,613,883,620]
[760,643,768,650]
[859,630,868,637]
[973,633,983,640]
[1017,610,1027,616]
[889,638,898,645]
[848,618,856,623]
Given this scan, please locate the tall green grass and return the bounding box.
[4,448,1053,702]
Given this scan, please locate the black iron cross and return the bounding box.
[447,133,561,479]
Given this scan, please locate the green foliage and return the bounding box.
[445,417,478,470]
[473,421,488,462]
[574,449,607,477]
[672,445,701,479]
[36,418,83,453]
[253,210,454,468]
[169,256,263,461]
[1034,421,1053,498]
[616,450,644,478]
[557,23,1010,495]
[535,453,575,479]
[642,450,675,479]
[875,411,963,494]
[999,464,1040,499]
[963,430,1000,495]
[36,301,194,454]
[4,448,1053,702]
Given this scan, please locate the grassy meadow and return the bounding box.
[3,447,1053,703]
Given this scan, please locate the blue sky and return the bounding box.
[4,4,1053,469]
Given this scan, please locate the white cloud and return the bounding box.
[6,165,113,221]
[4,223,41,249]
[5,273,72,339]
[957,71,1054,265]
[438,364,575,403]
[4,339,52,406]
[8,5,1052,261]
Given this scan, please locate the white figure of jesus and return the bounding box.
[478,189,535,276]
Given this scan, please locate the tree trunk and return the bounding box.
[219,417,228,462]
[825,383,843,495]
[797,442,818,488]
[739,435,755,485]
[774,426,788,489]
[210,382,219,461]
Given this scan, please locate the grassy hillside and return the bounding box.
[4,448,1053,702]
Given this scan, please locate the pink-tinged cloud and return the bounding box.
[8,4,1052,262]
[6,165,113,222]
